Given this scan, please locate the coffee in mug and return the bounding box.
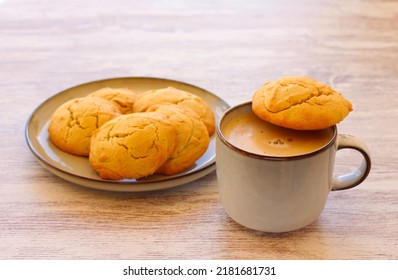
[216,102,371,233]
[222,110,333,157]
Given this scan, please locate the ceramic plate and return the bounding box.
[26,77,230,192]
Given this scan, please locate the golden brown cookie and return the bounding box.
[152,105,210,175]
[133,86,215,136]
[87,87,139,114]
[252,76,353,130]
[48,97,121,156]
[89,112,177,180]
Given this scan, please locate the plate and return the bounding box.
[25,77,230,192]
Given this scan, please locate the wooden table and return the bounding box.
[1,0,397,259]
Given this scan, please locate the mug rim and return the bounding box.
[216,101,338,161]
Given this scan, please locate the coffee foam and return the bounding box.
[222,111,333,156]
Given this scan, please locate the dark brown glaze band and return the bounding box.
[216,101,338,161]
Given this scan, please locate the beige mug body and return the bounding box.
[216,102,371,233]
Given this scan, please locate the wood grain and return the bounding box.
[1,0,397,259]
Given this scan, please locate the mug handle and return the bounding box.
[332,134,372,191]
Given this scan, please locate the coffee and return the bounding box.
[222,111,333,156]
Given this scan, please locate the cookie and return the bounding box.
[152,105,210,175]
[89,112,177,180]
[48,97,121,156]
[87,87,139,114]
[133,86,215,136]
[252,76,353,130]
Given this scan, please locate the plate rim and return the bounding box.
[34,156,216,192]
[25,76,230,191]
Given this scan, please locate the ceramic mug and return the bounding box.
[216,102,371,233]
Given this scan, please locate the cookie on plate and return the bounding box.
[87,87,139,114]
[89,112,177,180]
[252,76,353,130]
[152,105,210,175]
[48,97,121,156]
[133,86,215,136]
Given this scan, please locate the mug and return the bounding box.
[216,102,371,233]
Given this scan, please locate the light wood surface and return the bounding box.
[1,0,397,259]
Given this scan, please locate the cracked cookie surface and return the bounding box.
[133,86,215,136]
[48,97,121,156]
[152,105,210,175]
[89,112,177,180]
[252,76,353,130]
[87,87,139,114]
